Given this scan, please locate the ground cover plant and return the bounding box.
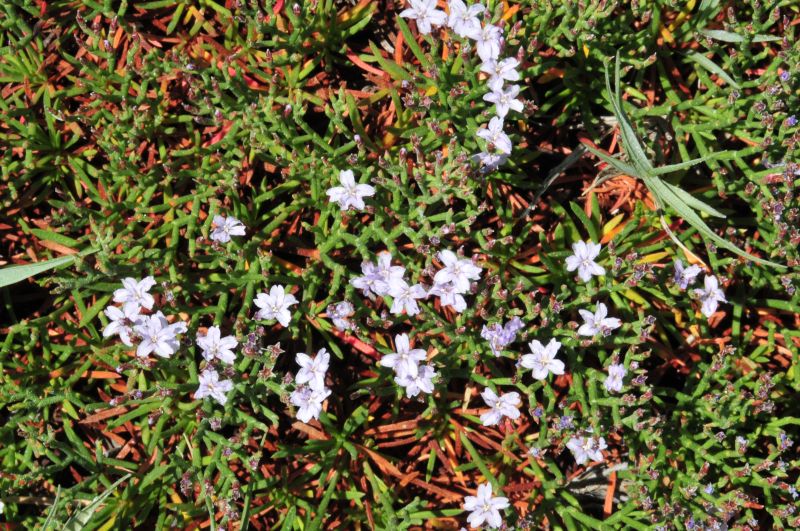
[1,0,800,528]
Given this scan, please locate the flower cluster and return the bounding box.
[399,0,523,173]
[380,333,436,398]
[103,277,187,358]
[290,348,332,423]
[480,316,524,356]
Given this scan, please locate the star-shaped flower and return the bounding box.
[102,304,142,346]
[113,276,156,313]
[210,215,246,243]
[693,275,727,318]
[462,482,509,529]
[483,84,523,119]
[474,24,503,62]
[433,250,482,293]
[476,116,512,154]
[428,281,468,313]
[446,0,484,38]
[196,326,238,365]
[479,388,521,426]
[133,312,187,358]
[480,57,521,91]
[520,338,565,380]
[565,240,605,282]
[290,385,331,423]
[379,333,427,379]
[566,435,607,465]
[295,348,330,391]
[350,260,390,298]
[395,364,437,397]
[194,368,234,406]
[254,285,298,327]
[673,259,702,290]
[326,169,375,211]
[604,363,626,393]
[577,302,621,337]
[400,0,447,35]
[388,279,427,316]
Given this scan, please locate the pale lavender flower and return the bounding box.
[102,304,141,346]
[480,57,521,91]
[428,281,467,312]
[472,151,509,172]
[375,252,406,292]
[462,482,509,529]
[520,338,565,380]
[133,311,187,358]
[395,364,437,397]
[673,259,702,290]
[254,285,298,327]
[326,169,375,211]
[565,240,605,282]
[482,84,523,119]
[210,215,246,243]
[379,333,427,378]
[474,24,503,62]
[194,368,234,406]
[328,301,355,331]
[196,326,238,365]
[476,116,512,154]
[113,276,156,313]
[481,317,524,356]
[433,250,482,293]
[577,303,621,336]
[566,435,607,465]
[693,275,727,318]
[604,363,626,393]
[479,388,521,426]
[388,279,427,316]
[446,0,484,38]
[290,385,331,423]
[350,260,389,298]
[400,0,447,35]
[295,348,330,391]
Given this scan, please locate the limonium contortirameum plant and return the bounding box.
[2,0,799,529]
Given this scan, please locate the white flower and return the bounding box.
[474,24,503,62]
[428,281,468,312]
[479,388,521,426]
[326,169,375,211]
[395,364,437,397]
[375,252,406,291]
[196,326,238,365]
[210,215,246,243]
[194,368,234,405]
[673,259,703,290]
[295,348,330,391]
[350,260,389,298]
[566,435,607,465]
[400,0,447,35]
[604,363,626,393]
[446,0,484,38]
[102,304,141,346]
[520,338,565,380]
[379,333,427,378]
[577,302,621,337]
[133,312,187,358]
[482,84,523,119]
[472,151,509,172]
[462,482,509,529]
[113,276,156,313]
[290,385,331,423]
[565,240,605,282]
[388,279,427,316]
[476,116,512,154]
[254,285,298,327]
[480,57,520,91]
[433,250,482,293]
[693,275,727,318]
